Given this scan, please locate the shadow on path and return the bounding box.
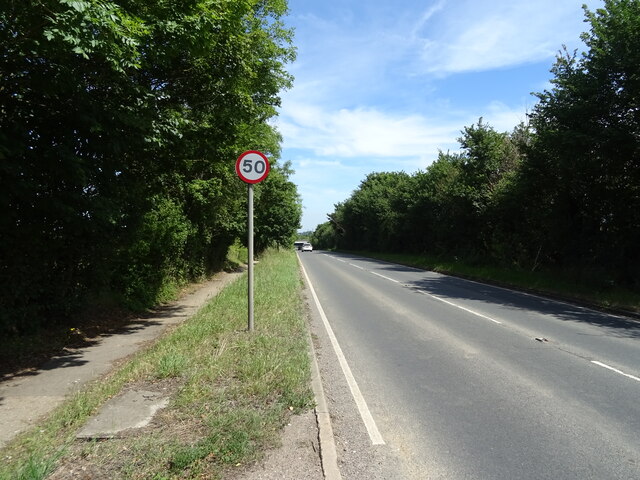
[0,299,197,383]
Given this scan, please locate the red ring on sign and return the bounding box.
[236,150,270,184]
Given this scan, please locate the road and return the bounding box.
[299,251,640,480]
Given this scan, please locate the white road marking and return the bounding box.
[299,261,385,445]
[341,259,502,325]
[591,361,640,383]
[334,254,640,392]
[417,289,503,325]
[371,272,400,283]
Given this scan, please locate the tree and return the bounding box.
[0,0,296,333]
[336,172,412,251]
[253,161,302,252]
[1,0,154,329]
[311,221,338,250]
[407,152,465,254]
[528,0,640,285]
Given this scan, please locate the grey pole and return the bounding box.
[247,183,254,331]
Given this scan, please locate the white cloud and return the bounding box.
[279,98,532,161]
[484,101,530,131]
[412,0,598,75]
[279,100,459,160]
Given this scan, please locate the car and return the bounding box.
[302,242,313,252]
[294,241,305,251]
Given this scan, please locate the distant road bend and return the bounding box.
[299,250,640,480]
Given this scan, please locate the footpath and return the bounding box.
[0,269,333,479]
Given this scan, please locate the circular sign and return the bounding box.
[235,150,270,184]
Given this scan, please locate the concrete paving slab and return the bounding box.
[76,390,169,439]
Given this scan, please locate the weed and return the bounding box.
[0,248,313,479]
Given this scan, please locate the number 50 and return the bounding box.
[236,151,270,184]
[243,158,266,174]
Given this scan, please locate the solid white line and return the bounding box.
[591,361,640,383]
[349,263,365,270]
[299,262,386,445]
[370,271,400,283]
[417,289,503,325]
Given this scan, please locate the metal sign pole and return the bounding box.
[247,183,254,332]
[235,150,269,332]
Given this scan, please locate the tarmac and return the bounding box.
[0,268,339,479]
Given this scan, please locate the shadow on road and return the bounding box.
[324,251,640,338]
[398,269,640,338]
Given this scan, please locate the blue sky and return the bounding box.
[276,0,603,232]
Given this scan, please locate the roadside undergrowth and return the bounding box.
[347,250,640,315]
[0,248,313,480]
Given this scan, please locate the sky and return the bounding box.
[276,0,604,232]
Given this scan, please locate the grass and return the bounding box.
[225,240,249,271]
[346,250,640,315]
[0,248,314,479]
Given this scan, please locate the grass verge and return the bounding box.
[0,248,313,479]
[345,250,640,315]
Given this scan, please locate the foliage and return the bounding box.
[325,121,525,259]
[0,0,298,334]
[318,0,640,291]
[310,221,338,250]
[253,161,302,252]
[0,249,314,479]
[333,172,413,251]
[526,0,640,285]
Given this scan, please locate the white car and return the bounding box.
[302,242,313,252]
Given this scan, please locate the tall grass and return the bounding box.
[0,248,313,479]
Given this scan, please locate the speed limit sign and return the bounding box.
[236,150,270,184]
[235,150,270,331]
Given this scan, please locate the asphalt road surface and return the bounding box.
[299,251,640,480]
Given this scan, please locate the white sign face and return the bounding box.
[236,150,270,184]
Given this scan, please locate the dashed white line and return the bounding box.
[326,254,640,390]
[591,361,640,383]
[370,271,400,283]
[340,258,502,325]
[416,289,503,324]
[299,261,385,445]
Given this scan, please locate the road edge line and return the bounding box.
[298,255,342,479]
[299,258,385,446]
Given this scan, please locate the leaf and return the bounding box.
[61,0,90,13]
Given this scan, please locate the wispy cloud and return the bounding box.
[412,0,593,75]
[279,101,459,159]
[279,96,530,162]
[281,0,602,230]
[410,0,447,38]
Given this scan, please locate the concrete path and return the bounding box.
[0,270,243,449]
